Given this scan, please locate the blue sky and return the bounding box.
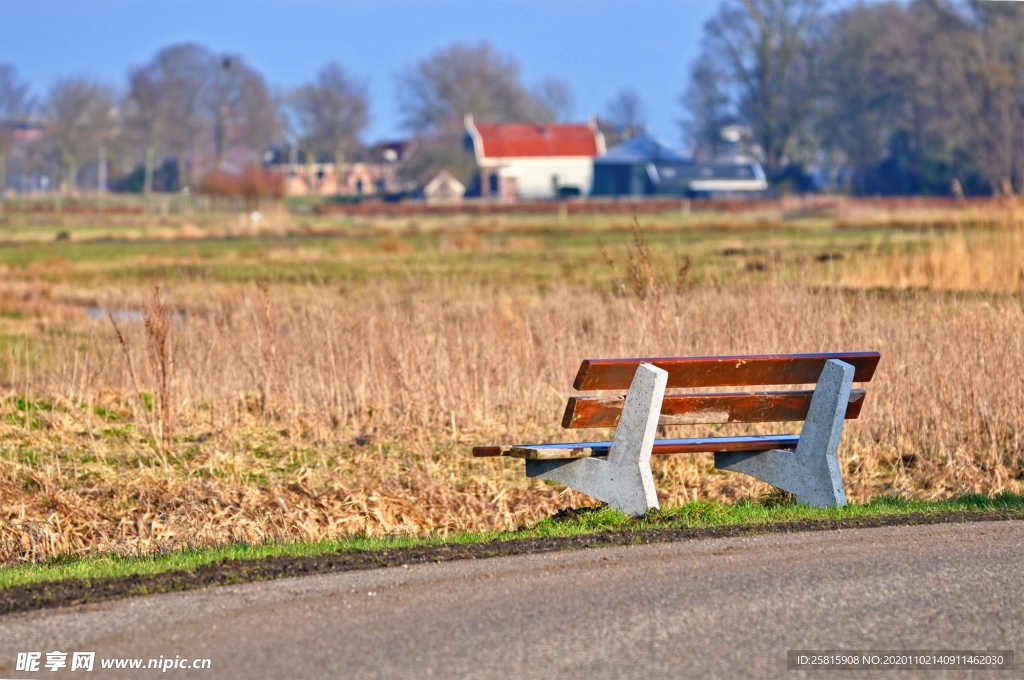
[0,0,719,146]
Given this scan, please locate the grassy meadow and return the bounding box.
[1,196,1022,564]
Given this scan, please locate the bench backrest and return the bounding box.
[563,351,880,429]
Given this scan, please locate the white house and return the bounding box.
[464,114,605,201]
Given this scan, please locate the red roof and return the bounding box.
[472,123,599,159]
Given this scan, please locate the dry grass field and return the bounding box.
[1,197,1022,563]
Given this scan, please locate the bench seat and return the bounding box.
[473,351,880,514]
[473,434,800,460]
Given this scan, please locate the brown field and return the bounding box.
[1,197,1022,563]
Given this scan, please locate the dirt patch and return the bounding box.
[2,510,1021,616]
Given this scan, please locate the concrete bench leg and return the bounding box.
[526,363,668,517]
[713,359,854,507]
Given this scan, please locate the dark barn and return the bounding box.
[592,133,767,197]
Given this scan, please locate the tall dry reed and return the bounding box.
[1,279,1021,562]
[839,226,1024,293]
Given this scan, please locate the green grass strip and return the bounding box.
[2,492,1022,590]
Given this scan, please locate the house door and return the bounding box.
[503,177,518,202]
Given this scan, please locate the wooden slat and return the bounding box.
[480,434,801,460]
[573,351,880,391]
[562,389,866,428]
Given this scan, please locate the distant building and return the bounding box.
[368,139,418,166]
[716,124,757,164]
[267,161,398,197]
[421,169,465,204]
[655,162,768,196]
[1,118,43,145]
[1,118,47,195]
[592,133,767,197]
[592,134,690,196]
[261,139,417,197]
[464,115,605,201]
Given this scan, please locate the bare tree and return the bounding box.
[234,67,281,164]
[397,117,478,188]
[397,42,537,132]
[1,63,36,194]
[127,44,282,190]
[126,44,213,191]
[698,0,823,177]
[600,89,647,147]
[681,53,732,160]
[206,54,280,167]
[289,63,369,165]
[814,0,1022,195]
[42,78,116,194]
[124,66,167,195]
[961,0,1024,193]
[145,43,215,189]
[605,89,645,134]
[0,63,34,120]
[532,78,575,123]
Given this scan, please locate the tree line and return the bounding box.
[0,41,606,197]
[684,0,1023,195]
[1,0,1021,197]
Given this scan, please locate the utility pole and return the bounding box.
[98,144,107,198]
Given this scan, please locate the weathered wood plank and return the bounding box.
[573,351,881,390]
[562,389,866,428]
[494,434,801,460]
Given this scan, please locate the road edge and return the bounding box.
[2,509,1022,616]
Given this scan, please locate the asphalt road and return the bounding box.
[1,520,1021,680]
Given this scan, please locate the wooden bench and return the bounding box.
[473,351,881,516]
